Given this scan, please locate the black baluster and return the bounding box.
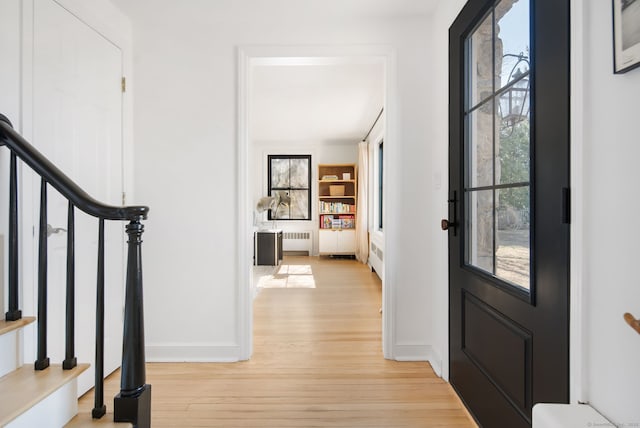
[63,202,77,370]
[92,219,106,418]
[6,152,21,321]
[35,178,49,370]
[114,219,151,428]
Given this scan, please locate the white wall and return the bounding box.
[578,1,640,423]
[0,0,20,126]
[250,141,358,256]
[119,0,438,362]
[428,0,468,380]
[0,0,21,316]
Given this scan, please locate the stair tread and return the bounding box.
[0,363,89,426]
[65,411,133,427]
[0,316,36,336]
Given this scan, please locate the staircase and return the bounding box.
[0,114,150,427]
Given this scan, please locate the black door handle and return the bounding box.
[442,191,458,236]
[441,219,456,231]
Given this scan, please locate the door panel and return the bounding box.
[448,0,570,426]
[33,0,124,395]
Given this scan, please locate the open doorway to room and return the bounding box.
[237,49,392,360]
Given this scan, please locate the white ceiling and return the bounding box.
[251,60,385,144]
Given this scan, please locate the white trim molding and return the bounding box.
[236,46,253,361]
[570,0,588,405]
[393,344,442,377]
[146,343,241,363]
[236,44,398,362]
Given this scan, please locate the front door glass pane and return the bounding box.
[467,190,494,273]
[496,187,530,290]
[498,101,530,185]
[469,12,494,109]
[496,0,530,90]
[465,0,531,292]
[468,101,495,188]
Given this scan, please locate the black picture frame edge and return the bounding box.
[612,0,640,74]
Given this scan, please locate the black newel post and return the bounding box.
[114,219,151,428]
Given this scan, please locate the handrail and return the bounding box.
[0,114,148,221]
[1,112,151,426]
[624,313,640,335]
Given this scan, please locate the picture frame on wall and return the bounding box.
[613,0,640,73]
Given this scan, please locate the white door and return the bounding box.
[32,0,124,395]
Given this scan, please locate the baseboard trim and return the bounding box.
[393,344,443,377]
[146,343,240,362]
[393,343,429,361]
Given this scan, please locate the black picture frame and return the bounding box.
[613,0,640,73]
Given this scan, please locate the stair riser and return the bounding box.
[5,379,78,428]
[0,330,19,378]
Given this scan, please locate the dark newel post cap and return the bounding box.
[0,114,14,128]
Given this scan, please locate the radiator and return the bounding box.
[282,231,312,254]
[370,240,383,279]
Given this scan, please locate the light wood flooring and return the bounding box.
[78,256,476,427]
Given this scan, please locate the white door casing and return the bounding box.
[237,45,397,361]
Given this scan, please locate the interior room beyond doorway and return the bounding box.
[240,48,392,361]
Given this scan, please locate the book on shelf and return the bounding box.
[319,201,355,214]
[331,219,342,229]
[321,175,339,180]
[340,216,354,229]
[320,214,334,229]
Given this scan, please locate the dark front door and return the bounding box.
[447,0,570,426]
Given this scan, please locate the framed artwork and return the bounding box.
[613,0,640,73]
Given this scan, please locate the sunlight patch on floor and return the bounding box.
[257,264,316,289]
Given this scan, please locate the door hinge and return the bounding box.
[122,192,126,205]
[121,77,126,93]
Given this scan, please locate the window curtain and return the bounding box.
[355,141,369,263]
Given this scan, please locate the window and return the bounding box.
[378,141,384,230]
[464,0,531,291]
[268,155,311,220]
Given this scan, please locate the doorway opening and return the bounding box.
[237,47,396,360]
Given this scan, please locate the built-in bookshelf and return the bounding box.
[318,164,357,255]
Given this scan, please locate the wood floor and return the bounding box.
[78,256,476,427]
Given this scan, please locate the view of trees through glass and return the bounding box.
[465,0,531,290]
